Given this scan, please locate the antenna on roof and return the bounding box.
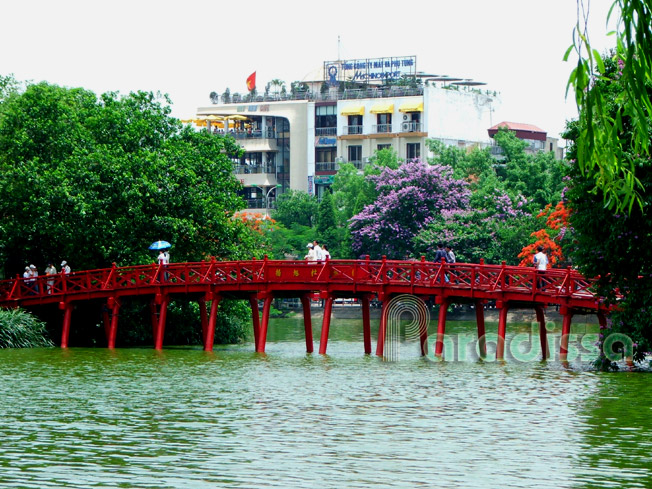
[337,35,341,61]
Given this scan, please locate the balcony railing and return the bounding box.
[244,198,277,209]
[215,86,426,105]
[229,129,277,140]
[372,124,393,134]
[234,164,276,174]
[400,121,423,133]
[343,125,363,135]
[316,162,338,171]
[315,127,337,136]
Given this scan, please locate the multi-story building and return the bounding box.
[193,56,555,213]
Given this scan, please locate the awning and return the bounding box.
[398,101,424,113]
[341,105,365,116]
[370,103,394,114]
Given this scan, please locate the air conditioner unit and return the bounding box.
[401,122,412,132]
[335,157,344,163]
[363,157,371,163]
[403,114,409,121]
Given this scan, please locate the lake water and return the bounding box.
[1,315,651,488]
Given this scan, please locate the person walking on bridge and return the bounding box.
[533,246,549,290]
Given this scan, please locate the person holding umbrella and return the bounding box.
[150,240,171,281]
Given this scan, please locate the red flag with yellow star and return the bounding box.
[246,72,256,91]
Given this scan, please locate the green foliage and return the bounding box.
[272,189,317,228]
[0,308,53,348]
[566,0,652,212]
[0,83,252,276]
[563,51,652,364]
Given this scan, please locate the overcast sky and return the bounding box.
[2,0,616,140]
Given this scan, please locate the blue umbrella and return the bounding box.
[149,240,172,250]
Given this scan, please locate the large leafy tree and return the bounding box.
[564,53,652,364]
[349,160,471,259]
[0,82,252,276]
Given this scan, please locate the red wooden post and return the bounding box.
[154,295,169,350]
[375,295,388,356]
[361,295,372,354]
[149,301,158,341]
[199,297,208,343]
[475,300,486,358]
[419,297,428,356]
[300,294,314,353]
[249,294,261,349]
[319,295,334,354]
[535,305,548,360]
[559,306,573,361]
[204,294,221,351]
[257,294,273,353]
[59,301,73,348]
[434,297,449,358]
[106,297,120,349]
[496,301,509,360]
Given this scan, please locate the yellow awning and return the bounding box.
[399,101,424,113]
[370,103,394,114]
[341,105,365,116]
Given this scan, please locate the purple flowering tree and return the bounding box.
[349,160,470,259]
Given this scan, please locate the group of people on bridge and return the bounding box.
[22,260,70,294]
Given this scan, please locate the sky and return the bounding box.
[1,0,616,140]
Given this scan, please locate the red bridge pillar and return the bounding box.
[257,293,273,353]
[59,301,73,348]
[152,294,169,351]
[475,300,486,358]
[319,294,334,355]
[434,297,450,358]
[559,306,574,362]
[535,305,548,360]
[102,297,120,349]
[300,293,314,353]
[204,293,222,352]
[249,294,261,349]
[375,294,389,357]
[361,295,372,354]
[496,301,509,360]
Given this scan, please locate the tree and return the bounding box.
[0,82,252,276]
[566,0,652,212]
[271,189,318,228]
[349,160,471,259]
[563,52,652,365]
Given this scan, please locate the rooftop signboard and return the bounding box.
[323,56,417,86]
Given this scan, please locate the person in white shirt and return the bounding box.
[533,246,549,291]
[533,246,548,270]
[313,241,324,261]
[322,245,331,260]
[61,261,71,274]
[304,243,316,261]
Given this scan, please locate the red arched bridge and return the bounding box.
[0,257,610,360]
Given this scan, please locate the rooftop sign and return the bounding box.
[323,56,417,86]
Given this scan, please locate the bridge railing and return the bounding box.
[0,258,601,305]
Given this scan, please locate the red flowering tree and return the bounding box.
[517,202,569,267]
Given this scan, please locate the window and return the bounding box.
[377,144,392,151]
[316,105,336,128]
[347,115,362,135]
[316,148,336,163]
[348,145,362,162]
[406,143,420,160]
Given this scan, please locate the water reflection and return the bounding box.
[0,318,648,488]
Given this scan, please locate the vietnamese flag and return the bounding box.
[246,71,256,91]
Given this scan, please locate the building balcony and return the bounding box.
[372,124,393,134]
[229,129,277,140]
[399,121,423,133]
[343,125,363,135]
[316,162,338,171]
[315,127,337,136]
